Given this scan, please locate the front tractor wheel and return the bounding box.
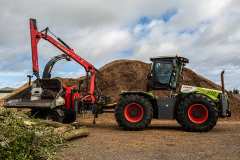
[177,94,218,132]
[115,94,153,131]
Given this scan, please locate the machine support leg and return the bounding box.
[74,99,79,129]
[93,114,96,124]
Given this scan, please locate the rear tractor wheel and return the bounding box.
[43,112,64,123]
[63,113,76,124]
[115,94,153,131]
[177,94,218,132]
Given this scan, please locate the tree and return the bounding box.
[229,89,233,94]
[233,88,239,94]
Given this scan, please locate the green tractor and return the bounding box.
[115,55,231,132]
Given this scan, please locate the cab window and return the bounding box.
[154,60,173,84]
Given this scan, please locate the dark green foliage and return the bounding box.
[0,109,67,160]
[0,90,14,93]
[229,88,239,94]
[233,88,239,94]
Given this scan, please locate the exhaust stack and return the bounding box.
[221,70,225,94]
[220,70,231,117]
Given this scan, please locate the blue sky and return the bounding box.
[0,0,240,91]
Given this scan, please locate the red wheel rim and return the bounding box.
[188,104,208,124]
[124,103,144,123]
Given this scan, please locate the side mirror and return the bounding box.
[147,73,152,80]
[180,76,184,82]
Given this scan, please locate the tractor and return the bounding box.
[3,19,231,132]
[115,55,231,131]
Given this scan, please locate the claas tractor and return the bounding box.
[3,19,231,132]
[115,55,231,131]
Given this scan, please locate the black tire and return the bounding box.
[177,94,218,132]
[63,113,76,124]
[30,110,42,119]
[42,112,64,123]
[115,94,153,131]
[176,111,184,126]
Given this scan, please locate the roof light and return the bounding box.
[175,54,178,57]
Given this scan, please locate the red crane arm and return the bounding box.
[30,19,41,77]
[29,19,96,95]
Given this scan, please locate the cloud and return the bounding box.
[0,0,239,91]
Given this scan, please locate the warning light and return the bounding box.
[175,54,178,57]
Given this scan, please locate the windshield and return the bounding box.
[170,61,183,88]
[154,60,173,84]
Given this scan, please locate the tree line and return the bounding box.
[229,88,239,94]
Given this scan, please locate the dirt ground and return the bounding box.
[57,113,240,160]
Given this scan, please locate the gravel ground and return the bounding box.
[57,113,240,160]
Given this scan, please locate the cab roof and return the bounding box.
[150,55,189,63]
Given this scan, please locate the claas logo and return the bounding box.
[183,86,192,89]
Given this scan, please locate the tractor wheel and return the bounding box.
[177,94,218,132]
[63,113,76,124]
[115,94,153,131]
[43,112,64,123]
[30,110,42,119]
[176,112,184,126]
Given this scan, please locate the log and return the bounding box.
[61,128,90,140]
[0,135,10,148]
[35,121,68,128]
[37,126,75,137]
[35,120,77,128]
[0,140,10,148]
[24,121,36,125]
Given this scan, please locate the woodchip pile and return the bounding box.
[1,59,239,120]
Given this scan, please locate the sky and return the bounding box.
[0,0,239,91]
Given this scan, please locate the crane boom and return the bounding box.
[29,19,96,95]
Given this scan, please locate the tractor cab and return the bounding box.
[148,55,189,91]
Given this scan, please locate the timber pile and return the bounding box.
[0,59,239,120]
[0,120,90,147]
[0,109,90,159]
